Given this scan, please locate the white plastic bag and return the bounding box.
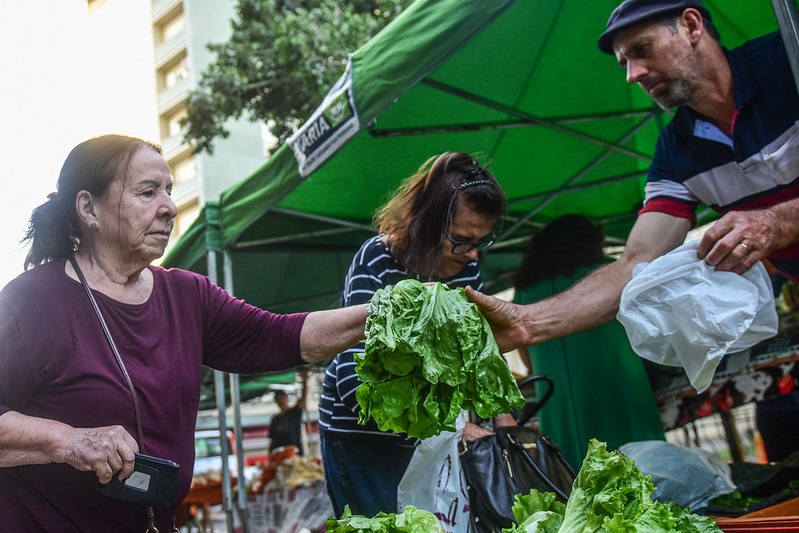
[617,240,778,392]
[619,440,736,510]
[397,414,469,533]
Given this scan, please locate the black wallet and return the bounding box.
[95,453,180,507]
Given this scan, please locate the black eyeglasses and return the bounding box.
[448,233,496,255]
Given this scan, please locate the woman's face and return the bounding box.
[95,147,177,267]
[434,202,497,279]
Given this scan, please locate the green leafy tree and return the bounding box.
[182,0,412,155]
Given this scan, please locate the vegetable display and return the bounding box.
[357,279,524,439]
[503,439,722,532]
[326,504,444,532]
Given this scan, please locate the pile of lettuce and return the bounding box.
[357,279,524,439]
[504,439,723,533]
[326,504,444,532]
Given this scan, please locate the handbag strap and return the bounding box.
[69,255,162,532]
[504,429,574,501]
[70,255,147,451]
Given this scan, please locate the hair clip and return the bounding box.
[459,179,492,189]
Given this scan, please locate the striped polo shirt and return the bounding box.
[641,32,799,280]
[318,234,484,444]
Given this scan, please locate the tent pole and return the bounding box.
[228,371,247,531]
[772,0,799,92]
[213,368,235,533]
[208,249,235,533]
[204,202,236,533]
[225,249,250,532]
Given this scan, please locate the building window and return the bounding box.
[165,56,190,89]
[162,12,185,42]
[175,200,200,235]
[172,156,197,186]
[167,108,188,138]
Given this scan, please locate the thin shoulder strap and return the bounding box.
[68,255,147,453]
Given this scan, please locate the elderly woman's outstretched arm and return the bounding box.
[299,304,369,364]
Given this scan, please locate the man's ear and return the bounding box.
[681,8,704,46]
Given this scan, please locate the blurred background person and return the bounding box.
[269,367,309,455]
[318,151,507,517]
[512,214,665,470]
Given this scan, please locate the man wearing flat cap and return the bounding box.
[467,0,799,462]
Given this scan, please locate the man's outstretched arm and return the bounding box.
[469,212,691,352]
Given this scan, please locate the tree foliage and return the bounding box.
[182,0,412,155]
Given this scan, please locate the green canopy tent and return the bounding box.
[165,0,783,422]
[164,0,781,309]
[161,0,789,525]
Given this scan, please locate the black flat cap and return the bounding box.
[598,0,712,54]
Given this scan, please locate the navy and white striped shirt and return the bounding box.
[318,234,484,444]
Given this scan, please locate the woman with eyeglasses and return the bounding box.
[318,151,506,518]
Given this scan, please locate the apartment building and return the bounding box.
[87,0,271,249]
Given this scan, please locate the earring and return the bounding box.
[90,222,98,230]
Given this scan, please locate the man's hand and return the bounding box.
[697,209,782,274]
[464,286,529,352]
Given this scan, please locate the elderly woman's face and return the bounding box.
[96,147,177,265]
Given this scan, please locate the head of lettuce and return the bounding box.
[356,279,524,439]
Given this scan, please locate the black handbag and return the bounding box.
[458,376,576,533]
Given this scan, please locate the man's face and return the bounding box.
[612,19,702,110]
[275,392,289,411]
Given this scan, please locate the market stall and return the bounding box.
[654,333,799,433]
[652,329,799,461]
[232,448,331,533]
[158,0,799,528]
[234,482,331,533]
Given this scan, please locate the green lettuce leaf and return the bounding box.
[358,279,523,439]
[505,440,722,533]
[503,489,566,532]
[326,504,444,532]
[559,439,654,532]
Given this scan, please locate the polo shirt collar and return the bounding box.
[671,46,759,136]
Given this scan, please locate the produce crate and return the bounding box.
[714,496,799,531]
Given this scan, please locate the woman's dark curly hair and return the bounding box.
[374,151,506,277]
[514,214,605,289]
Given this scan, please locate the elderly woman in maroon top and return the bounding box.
[0,134,367,532]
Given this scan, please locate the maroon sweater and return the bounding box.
[0,259,307,531]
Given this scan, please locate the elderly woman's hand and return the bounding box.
[60,425,139,485]
[462,421,495,442]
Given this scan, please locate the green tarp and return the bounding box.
[165,0,783,411]
[163,0,780,317]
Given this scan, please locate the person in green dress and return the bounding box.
[512,214,665,470]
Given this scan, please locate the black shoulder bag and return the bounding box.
[459,375,576,533]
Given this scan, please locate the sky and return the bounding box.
[0,1,157,289]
